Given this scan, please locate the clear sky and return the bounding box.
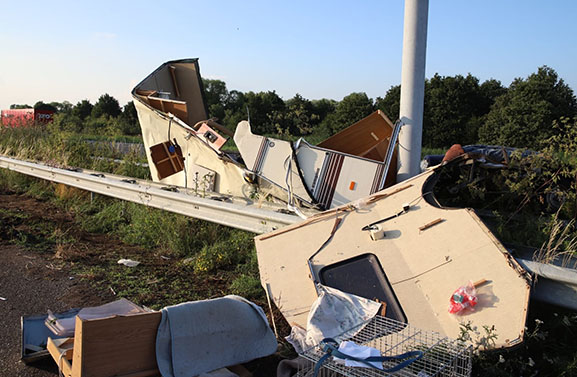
[1,1,576,111]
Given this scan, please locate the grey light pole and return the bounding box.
[397,0,429,181]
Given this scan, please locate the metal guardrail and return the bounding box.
[3,155,577,310]
[0,155,303,234]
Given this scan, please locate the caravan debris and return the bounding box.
[117,258,141,267]
[35,296,276,376]
[255,163,531,349]
[132,59,401,212]
[45,298,147,337]
[132,59,531,350]
[234,116,400,210]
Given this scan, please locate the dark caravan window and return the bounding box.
[319,253,407,323]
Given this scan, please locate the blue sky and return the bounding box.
[0,1,576,111]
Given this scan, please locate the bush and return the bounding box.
[192,231,254,273]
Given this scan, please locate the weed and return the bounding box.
[458,321,497,350]
[192,231,254,274]
[535,211,577,267]
[229,274,264,300]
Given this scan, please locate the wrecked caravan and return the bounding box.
[234,110,399,210]
[132,59,400,210]
[132,59,251,197]
[133,59,531,349]
[255,163,531,349]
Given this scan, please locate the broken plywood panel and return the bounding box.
[48,312,162,377]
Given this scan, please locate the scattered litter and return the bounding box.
[117,258,140,267]
[45,298,147,337]
[109,286,116,295]
[265,283,278,338]
[286,285,381,354]
[449,280,488,314]
[418,218,444,232]
[0,296,6,301]
[23,344,44,353]
[160,255,171,260]
[46,307,160,376]
[334,341,383,369]
[21,308,80,363]
[368,224,385,240]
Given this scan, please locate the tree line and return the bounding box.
[10,95,140,136]
[11,65,576,150]
[204,65,576,150]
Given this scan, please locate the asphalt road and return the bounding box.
[0,243,110,376]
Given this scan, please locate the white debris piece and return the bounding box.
[117,259,141,267]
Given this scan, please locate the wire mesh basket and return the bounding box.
[296,315,472,377]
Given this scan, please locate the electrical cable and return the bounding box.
[360,192,432,231]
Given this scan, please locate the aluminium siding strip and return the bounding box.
[317,153,344,209]
[253,137,269,173]
[315,153,337,207]
[324,154,345,208]
[371,163,386,194]
[313,153,330,198]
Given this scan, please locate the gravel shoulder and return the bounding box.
[0,190,287,376]
[0,241,114,376]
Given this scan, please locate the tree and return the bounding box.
[479,66,577,149]
[48,101,73,113]
[203,79,228,106]
[310,99,337,125]
[222,90,247,130]
[51,113,84,133]
[122,101,137,123]
[422,73,487,148]
[375,85,401,122]
[203,79,229,121]
[118,101,140,135]
[10,104,32,109]
[284,94,319,135]
[377,76,505,148]
[224,90,246,113]
[478,79,507,114]
[325,92,374,134]
[73,100,94,120]
[244,91,286,134]
[34,101,58,112]
[91,94,121,118]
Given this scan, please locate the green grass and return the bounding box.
[70,133,143,144]
[0,125,263,302]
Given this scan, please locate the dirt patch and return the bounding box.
[0,191,292,376]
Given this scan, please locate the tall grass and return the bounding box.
[0,125,262,300]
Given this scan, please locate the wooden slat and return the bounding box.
[169,65,180,98]
[147,96,188,121]
[161,142,178,173]
[47,337,74,377]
